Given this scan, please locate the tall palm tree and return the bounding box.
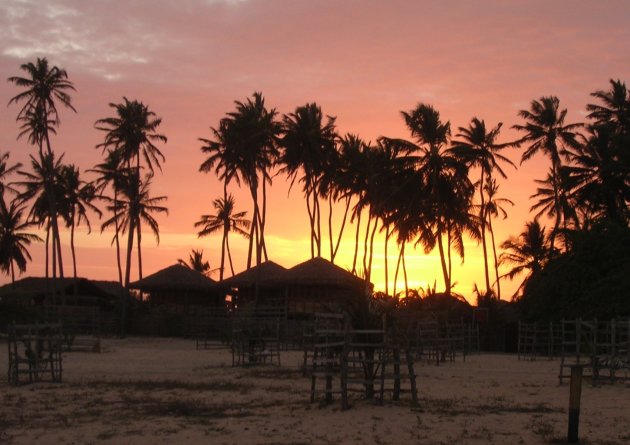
[499,219,551,299]
[95,98,167,287]
[8,57,76,285]
[565,124,630,225]
[0,151,22,195]
[102,173,168,287]
[95,97,167,173]
[194,194,250,279]
[220,92,280,269]
[279,102,337,258]
[15,152,65,279]
[178,249,215,276]
[59,164,102,279]
[450,118,514,293]
[586,79,630,130]
[512,96,582,253]
[394,103,473,295]
[89,149,126,286]
[0,195,43,282]
[484,179,513,299]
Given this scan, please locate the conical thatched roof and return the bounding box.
[222,261,288,288]
[129,264,220,292]
[281,257,369,289]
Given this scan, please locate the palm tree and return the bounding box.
[178,249,215,276]
[0,151,22,195]
[102,173,168,287]
[499,219,551,299]
[512,96,582,253]
[89,149,126,286]
[450,118,514,293]
[565,124,630,225]
[59,164,102,279]
[15,152,65,279]
[0,195,43,282]
[8,57,76,285]
[95,97,167,173]
[279,102,337,258]
[194,194,250,279]
[394,103,473,295]
[484,179,513,299]
[586,79,630,130]
[219,92,280,269]
[95,98,167,288]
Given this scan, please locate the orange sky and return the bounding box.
[1,0,630,302]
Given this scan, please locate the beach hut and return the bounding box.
[129,264,224,308]
[280,257,371,315]
[0,277,121,308]
[222,261,288,311]
[222,257,371,316]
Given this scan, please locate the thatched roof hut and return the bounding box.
[0,277,121,308]
[222,261,288,288]
[281,257,368,290]
[129,264,224,307]
[225,257,371,316]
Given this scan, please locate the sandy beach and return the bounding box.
[1,337,629,445]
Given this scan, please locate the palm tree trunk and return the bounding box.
[332,196,351,262]
[260,176,268,261]
[314,186,321,257]
[479,172,490,292]
[70,209,77,280]
[362,213,372,277]
[488,216,501,299]
[10,260,15,283]
[226,235,235,276]
[328,195,334,261]
[367,217,378,283]
[436,223,451,295]
[45,220,50,278]
[393,244,402,297]
[402,242,409,296]
[113,194,123,287]
[305,186,316,258]
[137,218,143,282]
[122,217,135,338]
[384,223,390,296]
[352,211,361,274]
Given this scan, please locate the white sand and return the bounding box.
[1,337,629,444]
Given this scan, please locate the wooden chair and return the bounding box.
[309,313,348,405]
[8,323,63,385]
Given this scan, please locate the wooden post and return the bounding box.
[568,365,583,443]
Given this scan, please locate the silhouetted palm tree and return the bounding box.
[565,124,630,225]
[0,151,22,195]
[15,152,65,278]
[499,219,551,299]
[513,96,582,253]
[89,149,126,286]
[59,164,102,279]
[102,173,168,286]
[279,102,337,258]
[178,249,215,276]
[0,195,42,282]
[395,103,473,295]
[95,98,167,288]
[195,194,250,279]
[8,57,76,285]
[484,179,513,299]
[450,118,514,293]
[220,92,280,269]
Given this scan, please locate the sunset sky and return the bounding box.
[1,0,629,301]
